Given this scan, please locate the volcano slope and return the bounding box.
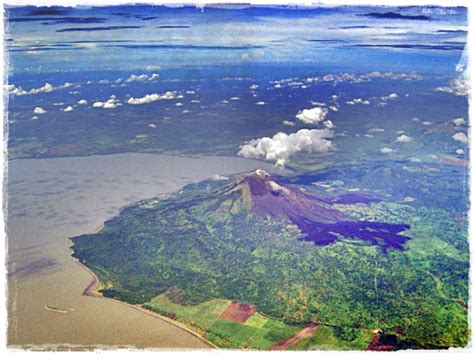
[71,170,469,349]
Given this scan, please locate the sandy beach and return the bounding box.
[6,152,278,349]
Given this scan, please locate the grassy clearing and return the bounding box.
[244,312,268,328]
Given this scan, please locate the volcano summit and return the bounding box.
[224,170,410,250]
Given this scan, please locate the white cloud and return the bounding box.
[323,120,334,129]
[329,105,339,112]
[381,93,398,101]
[279,71,421,88]
[452,132,468,144]
[230,97,240,100]
[295,107,328,125]
[93,95,122,109]
[146,65,161,71]
[452,117,466,126]
[8,82,73,96]
[435,77,468,96]
[148,123,157,128]
[125,73,159,83]
[238,128,334,167]
[63,106,74,112]
[34,106,46,114]
[256,101,266,105]
[396,134,413,143]
[282,120,295,126]
[77,99,88,105]
[380,147,394,154]
[346,98,370,105]
[455,148,465,155]
[127,91,177,105]
[368,127,385,133]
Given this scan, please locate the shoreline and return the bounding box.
[7,150,223,163]
[71,257,217,350]
[7,152,282,348]
[7,151,293,176]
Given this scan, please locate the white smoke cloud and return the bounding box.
[238,128,334,167]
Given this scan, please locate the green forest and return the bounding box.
[71,176,469,349]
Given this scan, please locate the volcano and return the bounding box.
[223,170,410,251]
[71,169,411,307]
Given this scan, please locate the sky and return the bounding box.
[4,4,467,75]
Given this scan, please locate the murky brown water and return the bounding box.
[6,153,277,349]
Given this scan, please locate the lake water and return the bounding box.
[6,153,277,349]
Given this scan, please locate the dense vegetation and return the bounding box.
[71,171,469,349]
